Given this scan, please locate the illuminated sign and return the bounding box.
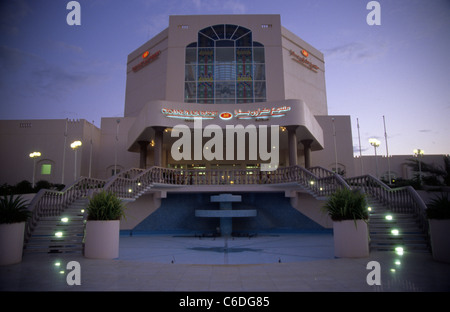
[219,112,233,120]
[132,50,161,72]
[234,106,291,120]
[161,108,218,120]
[162,106,291,121]
[289,49,319,72]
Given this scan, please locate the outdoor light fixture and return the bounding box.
[369,138,380,147]
[71,140,82,181]
[414,149,425,185]
[29,151,42,188]
[369,138,381,177]
[29,152,41,158]
[70,140,82,149]
[385,215,393,221]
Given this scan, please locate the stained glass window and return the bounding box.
[184,24,266,104]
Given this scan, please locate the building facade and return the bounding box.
[1,15,365,233]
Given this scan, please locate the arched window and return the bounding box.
[184,24,266,104]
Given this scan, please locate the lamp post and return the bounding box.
[114,119,120,176]
[29,152,41,188]
[414,149,425,185]
[71,140,82,181]
[369,138,380,178]
[332,118,338,174]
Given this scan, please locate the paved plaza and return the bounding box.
[1,233,449,292]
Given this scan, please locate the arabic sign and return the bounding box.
[161,106,291,121]
[289,49,319,73]
[234,106,291,120]
[132,50,161,72]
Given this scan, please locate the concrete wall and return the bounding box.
[124,28,169,117]
[354,154,447,181]
[312,115,355,177]
[281,27,327,116]
[96,117,140,179]
[123,15,327,117]
[0,119,100,186]
[129,192,328,234]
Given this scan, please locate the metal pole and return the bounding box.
[383,116,391,184]
[62,118,68,184]
[374,145,379,178]
[32,158,36,189]
[89,121,93,178]
[332,118,338,174]
[114,119,120,176]
[74,149,77,181]
[357,118,363,175]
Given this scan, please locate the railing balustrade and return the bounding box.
[102,165,350,199]
[27,165,428,245]
[25,177,106,242]
[346,175,428,235]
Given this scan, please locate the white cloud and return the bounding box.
[323,41,388,63]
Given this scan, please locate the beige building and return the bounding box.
[1,15,364,233]
[1,15,354,187]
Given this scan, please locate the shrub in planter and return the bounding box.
[84,191,125,259]
[323,188,369,258]
[0,195,30,265]
[426,192,450,263]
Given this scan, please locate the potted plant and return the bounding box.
[323,188,369,258]
[84,191,125,259]
[0,195,30,265]
[426,192,450,263]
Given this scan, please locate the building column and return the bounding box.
[153,127,164,167]
[287,126,298,166]
[301,139,313,169]
[137,140,149,169]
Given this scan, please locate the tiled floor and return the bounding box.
[1,233,449,291]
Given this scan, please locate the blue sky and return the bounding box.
[1,0,449,157]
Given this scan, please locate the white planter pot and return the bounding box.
[0,222,25,265]
[429,219,450,263]
[333,220,369,258]
[84,220,120,259]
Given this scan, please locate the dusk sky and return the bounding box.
[1,0,449,157]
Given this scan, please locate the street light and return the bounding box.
[29,152,41,188]
[414,149,425,185]
[71,140,82,181]
[369,138,380,178]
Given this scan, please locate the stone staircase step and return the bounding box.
[366,197,430,253]
[24,197,88,254]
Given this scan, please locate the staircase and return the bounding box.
[23,166,430,255]
[368,198,430,253]
[24,198,88,254]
